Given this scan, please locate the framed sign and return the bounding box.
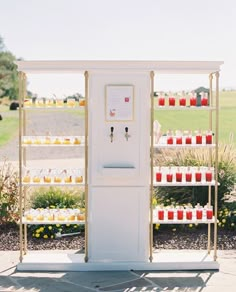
[105,85,134,121]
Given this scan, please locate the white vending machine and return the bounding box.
[88,72,151,262]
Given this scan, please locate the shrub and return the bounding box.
[154,142,236,209]
[28,187,85,239]
[218,202,236,230]
[0,160,19,223]
[30,187,84,209]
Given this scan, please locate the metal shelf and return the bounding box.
[23,105,85,110]
[153,180,216,187]
[21,182,85,187]
[154,143,215,149]
[22,218,85,225]
[154,106,216,111]
[153,217,215,224]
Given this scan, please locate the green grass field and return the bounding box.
[0,112,19,146]
[154,91,236,144]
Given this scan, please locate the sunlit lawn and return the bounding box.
[0,107,19,146]
[154,91,236,144]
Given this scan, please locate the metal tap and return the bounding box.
[110,126,114,142]
[125,127,129,141]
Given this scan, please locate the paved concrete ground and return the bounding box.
[0,250,235,292]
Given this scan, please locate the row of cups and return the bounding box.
[157,94,208,107]
[24,208,85,222]
[24,98,85,107]
[22,168,84,184]
[155,204,213,221]
[154,166,214,183]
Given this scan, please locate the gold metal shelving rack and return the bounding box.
[150,71,220,261]
[18,71,88,263]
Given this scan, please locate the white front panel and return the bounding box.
[88,187,149,262]
[88,72,150,186]
[88,71,150,262]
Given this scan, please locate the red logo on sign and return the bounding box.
[125,97,129,102]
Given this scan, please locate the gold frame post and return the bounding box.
[207,73,213,254]
[18,71,24,262]
[22,73,28,255]
[149,71,155,262]
[84,71,89,262]
[213,71,220,261]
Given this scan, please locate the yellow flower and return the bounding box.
[35,233,40,238]
[50,205,55,209]
[222,219,226,223]
[36,229,40,233]
[43,235,48,239]
[155,224,160,230]
[74,225,78,228]
[48,226,52,230]
[218,222,222,226]
[66,224,70,227]
[51,235,54,239]
[189,224,193,228]
[39,227,44,232]
[172,228,176,232]
[56,224,60,227]
[231,223,235,227]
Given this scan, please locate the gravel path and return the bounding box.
[0,110,85,161]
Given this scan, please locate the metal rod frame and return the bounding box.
[84,71,89,262]
[214,72,219,260]
[207,73,213,253]
[149,71,155,262]
[18,72,25,262]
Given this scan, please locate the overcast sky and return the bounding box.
[0,0,235,95]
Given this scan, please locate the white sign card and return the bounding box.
[105,85,134,121]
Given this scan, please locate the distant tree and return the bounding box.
[0,36,19,100]
[66,93,84,101]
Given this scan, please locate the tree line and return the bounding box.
[0,36,19,100]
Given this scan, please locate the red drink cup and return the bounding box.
[176,172,182,182]
[185,137,192,144]
[177,209,184,220]
[196,135,202,144]
[158,209,164,220]
[201,97,208,106]
[185,173,192,182]
[176,137,182,144]
[167,137,173,144]
[206,134,212,144]
[169,97,175,106]
[156,172,162,182]
[168,210,174,220]
[196,209,203,219]
[179,98,186,106]
[158,97,165,106]
[190,97,197,106]
[206,209,213,219]
[195,172,202,182]
[186,210,192,220]
[166,174,173,182]
[205,172,212,182]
